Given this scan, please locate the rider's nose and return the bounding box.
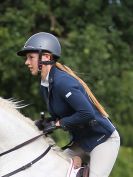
[25,59,30,65]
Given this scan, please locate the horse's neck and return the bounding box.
[0,107,46,149]
[0,106,50,164]
[0,98,47,148]
[0,99,70,177]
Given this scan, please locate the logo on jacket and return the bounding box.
[97,135,105,142]
[65,92,72,98]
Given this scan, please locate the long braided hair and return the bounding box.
[55,62,109,118]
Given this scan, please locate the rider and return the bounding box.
[17,32,120,177]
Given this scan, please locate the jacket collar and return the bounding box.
[41,73,49,87]
[48,65,56,92]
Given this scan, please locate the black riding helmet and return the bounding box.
[17,32,61,59]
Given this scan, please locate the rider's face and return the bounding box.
[25,52,52,79]
[25,53,39,75]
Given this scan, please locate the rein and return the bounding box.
[0,133,45,157]
[0,132,54,177]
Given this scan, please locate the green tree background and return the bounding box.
[0,0,133,176]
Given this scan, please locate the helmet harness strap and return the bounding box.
[38,50,43,71]
[38,50,55,72]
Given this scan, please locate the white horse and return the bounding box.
[0,97,71,177]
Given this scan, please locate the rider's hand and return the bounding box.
[43,121,57,134]
[55,120,60,127]
[35,119,44,130]
[35,117,52,131]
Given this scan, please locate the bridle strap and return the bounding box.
[1,145,53,177]
[0,133,46,157]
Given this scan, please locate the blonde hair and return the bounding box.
[55,62,109,118]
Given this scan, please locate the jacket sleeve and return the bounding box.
[58,77,96,130]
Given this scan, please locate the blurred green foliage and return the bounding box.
[0,1,133,176]
[110,147,133,177]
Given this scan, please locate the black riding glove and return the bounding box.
[35,117,52,131]
[43,121,57,134]
[35,119,45,130]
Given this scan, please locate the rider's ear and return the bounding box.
[42,53,52,60]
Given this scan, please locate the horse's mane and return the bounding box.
[0,97,26,117]
[0,97,69,161]
[0,97,33,125]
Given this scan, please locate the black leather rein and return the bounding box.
[0,132,53,177]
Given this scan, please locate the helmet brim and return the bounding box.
[17,49,60,60]
[17,48,40,56]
